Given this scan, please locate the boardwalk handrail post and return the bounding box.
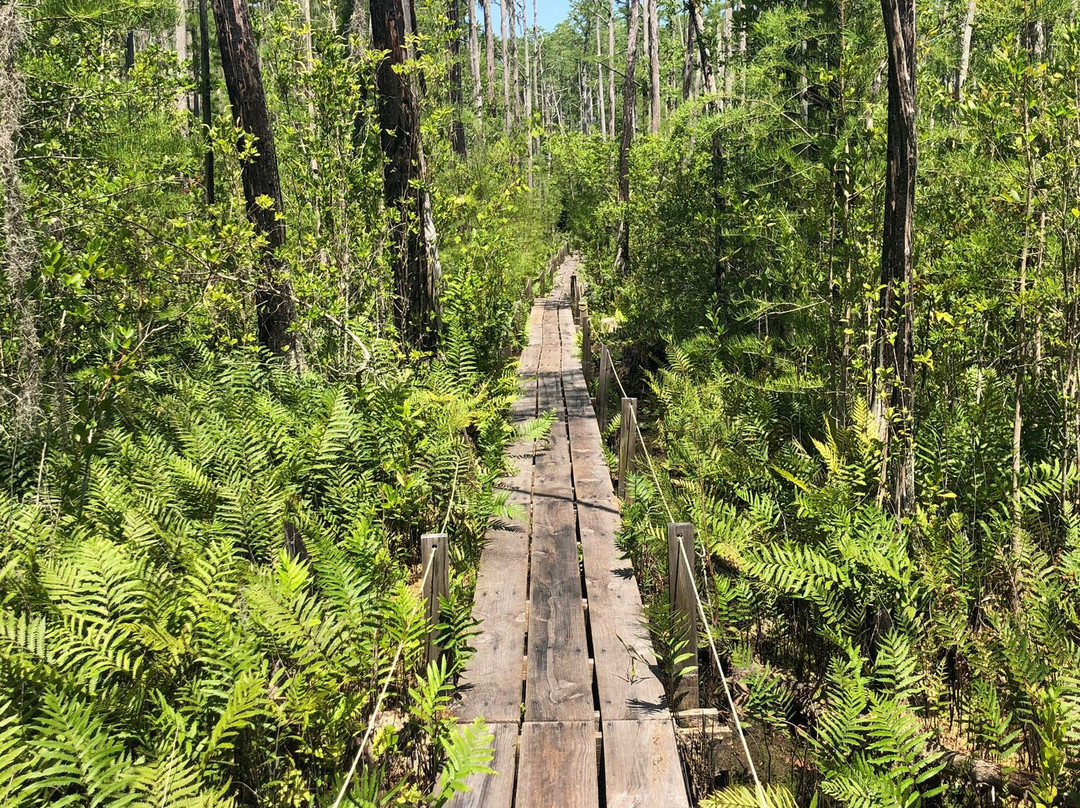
[570,274,579,321]
[596,344,612,429]
[581,303,591,386]
[421,532,449,666]
[617,397,638,499]
[667,522,700,710]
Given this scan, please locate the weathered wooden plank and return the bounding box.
[515,721,598,808]
[454,286,543,724]
[524,497,593,722]
[557,310,670,723]
[602,719,691,808]
[445,722,518,808]
[456,528,529,722]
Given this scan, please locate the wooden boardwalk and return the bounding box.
[450,257,690,808]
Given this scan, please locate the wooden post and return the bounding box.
[283,520,308,562]
[667,522,699,709]
[570,274,579,321]
[617,397,638,499]
[525,276,534,299]
[421,532,449,667]
[581,303,592,386]
[596,344,612,429]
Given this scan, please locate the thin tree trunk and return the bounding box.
[722,4,734,103]
[646,0,660,133]
[198,0,215,204]
[615,0,642,277]
[483,0,495,108]
[689,0,714,95]
[597,16,607,134]
[608,0,616,137]
[298,0,314,67]
[532,0,539,128]
[501,0,511,129]
[955,0,975,99]
[210,0,298,359]
[448,0,467,155]
[683,5,697,101]
[873,0,918,514]
[370,0,442,351]
[524,3,534,184]
[510,0,520,126]
[177,0,193,113]
[469,0,482,114]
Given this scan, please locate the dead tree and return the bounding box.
[874,0,917,514]
[211,0,298,359]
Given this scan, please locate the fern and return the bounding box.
[431,719,496,806]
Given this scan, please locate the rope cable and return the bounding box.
[599,340,768,808]
[331,550,438,808]
[678,536,769,808]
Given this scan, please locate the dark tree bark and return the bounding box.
[447,0,467,156]
[684,0,715,99]
[873,0,917,514]
[614,0,642,277]
[370,0,442,352]
[712,129,726,303]
[682,5,697,101]
[211,0,298,359]
[198,0,215,204]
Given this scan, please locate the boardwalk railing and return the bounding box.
[572,263,772,808]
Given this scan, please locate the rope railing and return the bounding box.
[577,286,769,808]
[331,540,440,808]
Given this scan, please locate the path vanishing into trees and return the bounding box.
[449,257,691,808]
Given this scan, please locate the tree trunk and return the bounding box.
[509,0,520,126]
[689,0,714,95]
[597,16,607,134]
[608,0,616,137]
[501,0,511,129]
[468,0,483,114]
[198,0,215,204]
[1,3,42,435]
[483,0,495,109]
[339,0,368,47]
[722,4,734,103]
[531,0,539,129]
[177,0,194,113]
[369,0,442,352]
[682,5,697,101]
[524,1,534,184]
[712,129,726,303]
[955,0,975,99]
[448,0,467,156]
[210,0,298,359]
[614,0,642,277]
[646,0,660,133]
[873,0,917,514]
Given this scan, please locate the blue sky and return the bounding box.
[490,0,572,31]
[535,0,572,30]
